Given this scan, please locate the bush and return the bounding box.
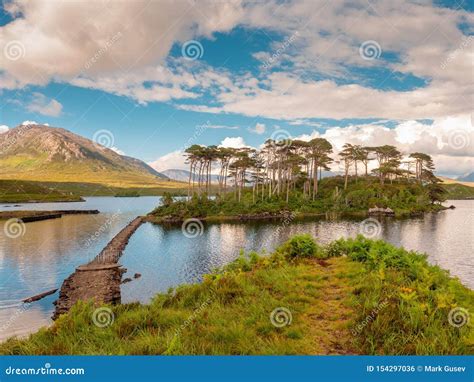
[277,234,322,259]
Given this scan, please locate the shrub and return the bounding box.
[277,234,322,259]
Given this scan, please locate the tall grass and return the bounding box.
[1,235,472,355]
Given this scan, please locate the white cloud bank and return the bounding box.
[150,115,473,177]
[292,114,473,177]
[0,1,472,121]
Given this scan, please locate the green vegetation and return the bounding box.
[1,236,472,355]
[442,183,474,200]
[114,191,141,197]
[0,180,83,203]
[149,175,446,222]
[0,180,188,202]
[0,125,187,195]
[150,140,448,221]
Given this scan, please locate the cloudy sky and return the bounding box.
[0,0,472,177]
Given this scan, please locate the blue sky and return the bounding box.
[0,0,472,176]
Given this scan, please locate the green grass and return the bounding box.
[0,180,83,203]
[0,179,188,202]
[442,183,474,200]
[1,236,472,355]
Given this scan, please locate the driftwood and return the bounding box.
[23,288,58,303]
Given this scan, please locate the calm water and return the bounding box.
[0,197,160,341]
[0,198,473,341]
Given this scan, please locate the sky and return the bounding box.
[0,0,472,177]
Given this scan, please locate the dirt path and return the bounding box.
[303,258,359,355]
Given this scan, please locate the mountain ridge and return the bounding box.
[0,124,178,189]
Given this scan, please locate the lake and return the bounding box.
[0,197,472,342]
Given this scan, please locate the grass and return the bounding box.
[442,183,474,200]
[1,235,472,355]
[0,180,83,203]
[0,179,188,202]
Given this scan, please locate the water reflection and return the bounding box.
[0,198,472,342]
[121,201,473,306]
[0,196,161,342]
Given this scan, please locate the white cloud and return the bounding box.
[0,125,9,133]
[0,0,244,89]
[27,93,62,117]
[248,122,266,134]
[21,120,38,126]
[110,147,125,155]
[219,136,247,148]
[291,114,473,177]
[148,150,187,172]
[196,123,239,130]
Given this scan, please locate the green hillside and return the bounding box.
[0,180,83,203]
[0,124,186,197]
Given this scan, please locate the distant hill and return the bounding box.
[0,179,83,203]
[439,176,474,199]
[162,169,221,183]
[0,124,184,190]
[458,172,474,182]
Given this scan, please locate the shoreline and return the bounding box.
[144,205,449,225]
[2,235,472,355]
[0,209,100,222]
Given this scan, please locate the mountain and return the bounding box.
[0,124,179,189]
[458,172,474,182]
[161,169,222,183]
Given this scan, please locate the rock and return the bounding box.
[448,205,456,209]
[368,207,394,215]
[122,278,132,284]
[133,273,141,279]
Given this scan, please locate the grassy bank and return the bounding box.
[0,179,188,203]
[0,180,83,203]
[149,176,447,222]
[442,183,474,200]
[1,236,472,355]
